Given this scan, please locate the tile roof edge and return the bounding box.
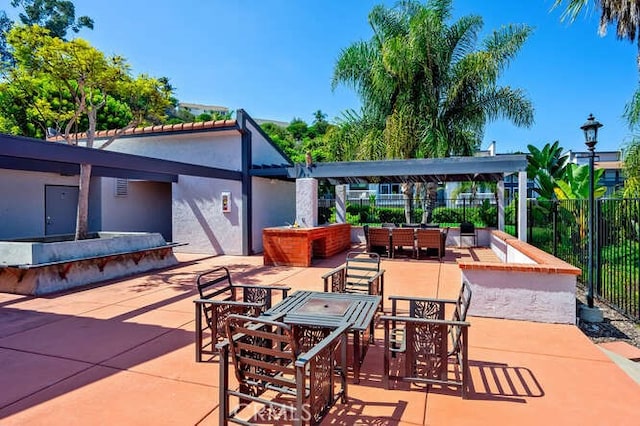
[45,119,239,142]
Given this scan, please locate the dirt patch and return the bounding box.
[576,285,640,349]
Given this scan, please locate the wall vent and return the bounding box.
[114,178,128,197]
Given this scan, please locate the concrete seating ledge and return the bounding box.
[0,234,185,296]
[458,230,581,324]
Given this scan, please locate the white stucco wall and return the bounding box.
[462,269,577,324]
[247,120,291,166]
[490,234,536,264]
[506,245,536,264]
[0,169,72,239]
[98,122,292,255]
[103,130,242,170]
[251,177,296,253]
[172,175,243,255]
[100,179,172,241]
[489,233,509,262]
[0,169,102,239]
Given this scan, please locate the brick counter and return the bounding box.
[263,224,351,267]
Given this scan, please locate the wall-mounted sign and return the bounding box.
[221,191,231,213]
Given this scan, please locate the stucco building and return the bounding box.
[0,110,295,256]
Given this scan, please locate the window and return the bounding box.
[349,183,368,190]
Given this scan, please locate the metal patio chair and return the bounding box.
[194,266,289,361]
[382,281,472,398]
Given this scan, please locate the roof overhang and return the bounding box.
[251,155,528,184]
[0,133,242,182]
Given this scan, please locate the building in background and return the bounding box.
[567,150,624,196]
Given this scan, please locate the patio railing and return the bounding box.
[318,197,498,227]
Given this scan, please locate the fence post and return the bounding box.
[463,198,467,222]
[514,197,518,236]
[527,199,533,243]
[595,199,602,299]
[552,201,558,257]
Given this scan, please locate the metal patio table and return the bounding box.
[263,290,381,383]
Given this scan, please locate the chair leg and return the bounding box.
[195,303,203,362]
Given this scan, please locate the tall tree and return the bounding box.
[332,0,534,221]
[553,1,640,199]
[11,0,93,39]
[553,1,640,64]
[0,11,12,64]
[6,25,173,239]
[310,109,329,136]
[1,0,93,65]
[332,0,534,160]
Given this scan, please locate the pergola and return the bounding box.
[253,154,530,240]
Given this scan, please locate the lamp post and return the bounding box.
[580,113,602,309]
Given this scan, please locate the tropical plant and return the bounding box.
[552,165,603,256]
[526,141,570,200]
[553,1,640,203]
[450,181,497,203]
[332,0,534,222]
[332,0,534,161]
[622,137,640,197]
[554,163,607,200]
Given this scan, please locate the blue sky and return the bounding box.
[3,0,638,153]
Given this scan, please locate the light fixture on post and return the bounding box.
[579,113,603,322]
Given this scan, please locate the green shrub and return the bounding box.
[432,207,462,224]
[378,207,405,224]
[318,206,332,224]
[478,200,497,227]
[346,212,361,225]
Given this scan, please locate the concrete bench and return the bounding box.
[0,241,186,295]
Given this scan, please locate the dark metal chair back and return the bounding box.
[194,267,289,362]
[218,314,349,425]
[460,222,475,234]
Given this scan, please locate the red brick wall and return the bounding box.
[263,224,351,267]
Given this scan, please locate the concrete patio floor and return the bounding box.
[1,247,639,425]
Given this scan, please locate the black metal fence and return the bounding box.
[320,195,640,321]
[525,198,640,321]
[318,196,498,227]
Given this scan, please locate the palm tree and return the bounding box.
[553,1,640,176]
[526,141,570,200]
[333,0,534,160]
[332,0,534,222]
[553,1,640,62]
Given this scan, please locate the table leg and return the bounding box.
[369,315,375,344]
[353,330,361,384]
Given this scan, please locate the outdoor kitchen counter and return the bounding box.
[263,223,351,267]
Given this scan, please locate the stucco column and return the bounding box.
[296,178,318,227]
[335,184,346,224]
[497,178,505,231]
[518,170,527,242]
